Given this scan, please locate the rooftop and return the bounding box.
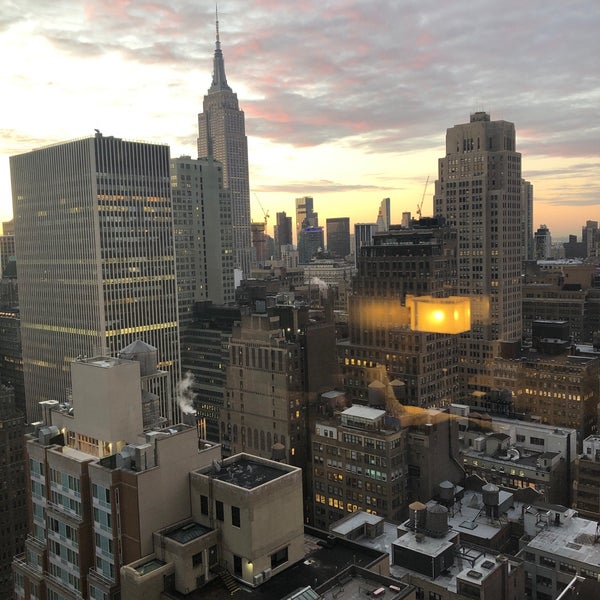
[524,511,600,566]
[163,522,212,545]
[169,530,396,600]
[208,456,291,489]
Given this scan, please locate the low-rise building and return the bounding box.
[519,504,600,600]
[311,405,407,529]
[454,405,576,506]
[572,435,600,521]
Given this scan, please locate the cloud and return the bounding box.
[255,179,394,194]
[1,0,599,234]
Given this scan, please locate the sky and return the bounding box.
[1,0,599,239]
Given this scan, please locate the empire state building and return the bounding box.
[198,16,253,277]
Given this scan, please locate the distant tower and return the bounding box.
[376,197,391,232]
[354,223,377,267]
[521,180,534,260]
[274,211,293,259]
[326,217,350,258]
[295,196,318,239]
[10,134,181,422]
[198,11,253,278]
[435,112,522,389]
[534,225,552,260]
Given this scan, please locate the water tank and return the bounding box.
[438,480,455,504]
[271,442,286,462]
[482,483,500,518]
[408,501,427,530]
[425,502,448,535]
[119,340,158,376]
[482,483,500,507]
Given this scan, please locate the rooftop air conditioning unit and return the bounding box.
[253,573,263,586]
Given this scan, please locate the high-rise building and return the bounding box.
[534,224,552,259]
[295,196,318,239]
[13,354,223,599]
[341,220,460,407]
[376,197,391,232]
[197,17,252,278]
[353,223,377,267]
[326,217,350,259]
[250,221,269,263]
[582,220,599,259]
[434,112,522,391]
[0,382,26,597]
[274,211,293,259]
[0,219,15,276]
[297,226,324,264]
[171,155,234,329]
[10,134,180,422]
[521,180,534,260]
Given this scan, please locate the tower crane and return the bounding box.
[416,175,430,219]
[253,192,270,228]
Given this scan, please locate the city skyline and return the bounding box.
[1,0,599,237]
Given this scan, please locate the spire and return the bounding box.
[209,4,231,92]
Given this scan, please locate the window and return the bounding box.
[200,495,208,516]
[192,552,203,568]
[232,505,240,528]
[216,500,224,521]
[271,546,288,569]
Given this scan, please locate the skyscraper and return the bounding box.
[434,112,522,390]
[376,197,391,232]
[171,155,234,329]
[274,211,293,259]
[197,16,253,278]
[295,196,318,239]
[10,134,180,422]
[521,179,534,261]
[534,224,552,259]
[326,217,350,259]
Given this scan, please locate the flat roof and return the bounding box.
[212,457,288,489]
[331,512,384,536]
[525,513,600,567]
[133,558,166,576]
[164,522,212,544]
[342,406,386,420]
[172,531,393,600]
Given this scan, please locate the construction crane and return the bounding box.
[253,192,270,228]
[416,175,430,219]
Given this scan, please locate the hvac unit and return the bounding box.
[253,573,263,586]
[263,568,272,581]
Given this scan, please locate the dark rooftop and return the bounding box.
[167,529,394,600]
[212,457,287,489]
[133,558,166,576]
[164,522,212,545]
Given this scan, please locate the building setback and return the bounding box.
[197,17,252,278]
[10,134,180,423]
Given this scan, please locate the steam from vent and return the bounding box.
[309,277,328,292]
[176,371,196,415]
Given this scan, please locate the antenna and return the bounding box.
[215,4,220,45]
